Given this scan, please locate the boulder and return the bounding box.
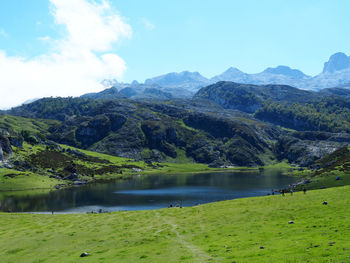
[80,252,90,257]
[63,173,79,180]
[3,163,13,169]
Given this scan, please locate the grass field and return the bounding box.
[0,115,59,136]
[0,168,63,191]
[1,186,349,263]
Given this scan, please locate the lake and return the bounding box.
[0,169,295,213]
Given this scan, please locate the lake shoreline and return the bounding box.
[0,169,296,213]
[0,161,297,193]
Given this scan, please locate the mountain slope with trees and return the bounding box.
[5,83,350,169]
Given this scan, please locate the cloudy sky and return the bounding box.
[0,0,350,108]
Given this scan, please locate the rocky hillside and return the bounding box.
[195,81,319,112]
[7,98,276,167]
[5,92,350,168]
[195,81,350,132]
[0,115,158,189]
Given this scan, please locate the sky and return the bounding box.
[0,0,350,108]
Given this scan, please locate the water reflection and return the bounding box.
[0,169,295,213]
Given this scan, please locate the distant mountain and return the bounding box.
[305,69,350,91]
[323,52,350,73]
[209,53,350,91]
[98,52,350,96]
[210,65,311,90]
[81,87,126,100]
[145,71,211,92]
[262,65,309,79]
[83,83,176,101]
[300,52,350,90]
[145,65,314,92]
[211,67,248,82]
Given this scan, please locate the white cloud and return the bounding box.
[141,18,155,31]
[0,0,131,109]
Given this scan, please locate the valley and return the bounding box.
[0,55,349,263]
[2,2,350,262]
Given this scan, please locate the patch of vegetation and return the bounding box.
[255,97,350,133]
[0,115,59,136]
[313,147,350,176]
[290,147,350,191]
[9,97,101,121]
[0,168,62,191]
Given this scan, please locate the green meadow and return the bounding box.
[1,186,349,262]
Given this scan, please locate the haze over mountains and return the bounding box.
[94,52,350,100]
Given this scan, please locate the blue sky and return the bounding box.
[0,0,349,107]
[116,0,350,81]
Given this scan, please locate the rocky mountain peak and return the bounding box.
[211,67,246,82]
[323,52,350,73]
[262,65,308,78]
[144,71,209,88]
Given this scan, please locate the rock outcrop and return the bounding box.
[0,134,12,161]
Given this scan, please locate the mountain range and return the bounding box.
[97,52,350,100]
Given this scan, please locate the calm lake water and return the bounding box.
[0,169,295,213]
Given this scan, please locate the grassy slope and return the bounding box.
[0,115,59,135]
[292,147,350,191]
[0,168,61,191]
[1,186,349,262]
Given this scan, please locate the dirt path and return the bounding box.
[155,211,219,262]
